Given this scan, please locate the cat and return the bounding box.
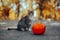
[17,15,31,31]
[17,10,34,31]
[8,10,33,31]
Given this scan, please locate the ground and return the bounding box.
[0,20,60,40]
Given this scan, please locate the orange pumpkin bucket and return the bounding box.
[32,23,46,35]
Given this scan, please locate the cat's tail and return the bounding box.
[8,28,17,30]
